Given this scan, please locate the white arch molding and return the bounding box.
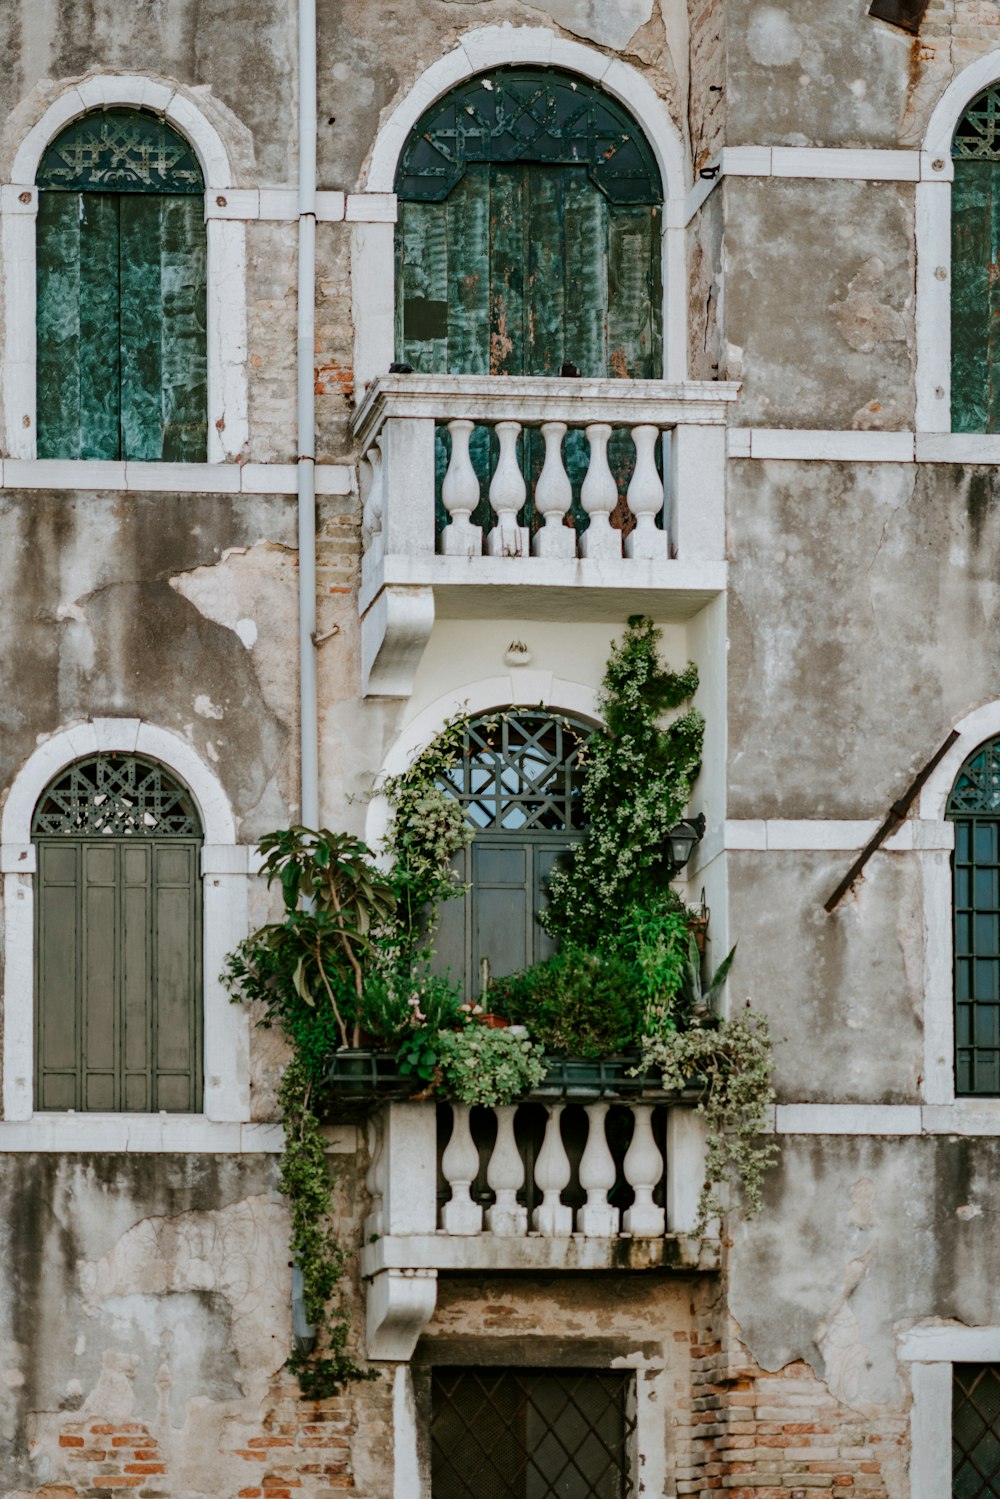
[364,674,601,856]
[1,718,252,1127]
[1,76,248,462]
[915,54,1000,433]
[353,25,691,394]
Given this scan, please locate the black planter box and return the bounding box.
[531,1055,666,1100]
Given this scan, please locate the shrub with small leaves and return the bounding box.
[436,1025,547,1106]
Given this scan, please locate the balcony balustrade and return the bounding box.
[352,374,739,696]
[359,1095,718,1360]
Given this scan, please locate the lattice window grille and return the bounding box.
[431,1367,635,1499]
[439,712,591,833]
[950,740,1000,816]
[38,109,204,193]
[954,87,1000,161]
[954,1364,1000,1498]
[32,755,202,838]
[396,69,662,205]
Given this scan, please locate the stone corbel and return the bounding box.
[366,1267,438,1360]
[361,584,435,698]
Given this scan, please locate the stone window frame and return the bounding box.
[918,701,1000,1112]
[352,25,691,398]
[1,718,253,1138]
[0,76,249,463]
[901,1322,1000,1499]
[917,53,1000,433]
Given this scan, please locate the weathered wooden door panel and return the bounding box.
[83,843,118,1109]
[35,844,80,1111]
[153,843,202,1109]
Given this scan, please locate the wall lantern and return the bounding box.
[666,813,706,874]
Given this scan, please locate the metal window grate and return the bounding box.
[440,712,591,833]
[37,108,204,193]
[948,741,1000,1095]
[431,1368,634,1499]
[954,87,1000,161]
[32,755,202,838]
[954,1365,1000,1498]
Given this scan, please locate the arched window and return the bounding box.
[951,86,1000,432]
[433,711,591,995]
[947,736,1000,1095]
[36,109,207,461]
[395,68,663,381]
[32,754,203,1113]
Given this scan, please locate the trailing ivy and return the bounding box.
[279,1055,378,1399]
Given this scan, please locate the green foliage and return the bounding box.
[639,1002,777,1229]
[492,943,639,1057]
[603,894,693,1036]
[435,1025,547,1106]
[543,616,704,946]
[255,827,398,1048]
[279,1057,378,1398]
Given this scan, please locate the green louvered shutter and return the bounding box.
[33,756,203,1113]
[36,109,207,461]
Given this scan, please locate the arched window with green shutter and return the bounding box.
[432,711,592,998]
[36,109,207,461]
[952,86,1000,432]
[947,736,1000,1095]
[32,754,203,1113]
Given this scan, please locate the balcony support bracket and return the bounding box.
[361,583,435,698]
[366,1266,439,1360]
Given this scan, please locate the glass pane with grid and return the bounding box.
[441,714,590,834]
[431,1368,634,1499]
[955,1365,1000,1498]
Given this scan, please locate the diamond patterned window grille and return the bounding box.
[954,87,1000,160]
[431,1367,635,1499]
[396,68,662,205]
[954,1365,1000,1498]
[439,712,591,833]
[948,739,1000,1095]
[32,755,202,838]
[37,108,204,193]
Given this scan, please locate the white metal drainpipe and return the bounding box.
[297,0,319,830]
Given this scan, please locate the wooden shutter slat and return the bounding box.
[446,170,490,376]
[159,196,208,461]
[36,194,83,459]
[488,166,526,375]
[526,165,566,377]
[119,195,165,460]
[83,843,118,1109]
[399,200,450,372]
[36,843,80,1108]
[952,159,995,433]
[563,171,609,378]
[608,206,660,379]
[153,842,201,1111]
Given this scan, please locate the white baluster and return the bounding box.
[577,1102,619,1236]
[361,440,384,563]
[532,421,575,559]
[363,1110,385,1241]
[622,1104,665,1237]
[532,1104,573,1237]
[625,424,668,560]
[486,1105,528,1236]
[441,418,484,557]
[486,420,529,557]
[579,422,621,560]
[441,1104,484,1235]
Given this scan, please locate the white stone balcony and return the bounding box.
[352,375,739,696]
[359,1097,718,1360]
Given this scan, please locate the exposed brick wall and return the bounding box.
[689,0,725,167]
[51,1420,167,1496]
[682,1320,907,1498]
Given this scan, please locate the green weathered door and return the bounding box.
[36,108,207,461]
[951,85,1000,432]
[33,754,204,1113]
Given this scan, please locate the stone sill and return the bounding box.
[361,1232,720,1277]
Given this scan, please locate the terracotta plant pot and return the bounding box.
[477,1012,510,1029]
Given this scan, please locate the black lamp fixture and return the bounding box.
[666,812,706,875]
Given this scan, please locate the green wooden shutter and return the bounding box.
[36,109,206,461]
[952,159,1000,433]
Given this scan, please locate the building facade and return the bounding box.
[1,1,1000,1495]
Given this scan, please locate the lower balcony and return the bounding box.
[352,374,737,696]
[358,1095,718,1360]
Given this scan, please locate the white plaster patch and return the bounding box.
[956,1202,983,1221]
[234,617,258,649]
[194,694,225,721]
[55,601,87,623]
[482,0,654,49]
[746,7,802,66]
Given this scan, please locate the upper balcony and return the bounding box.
[352,374,739,697]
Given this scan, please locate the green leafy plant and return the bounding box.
[435,1025,547,1106]
[543,616,704,947]
[492,943,640,1057]
[279,1056,378,1399]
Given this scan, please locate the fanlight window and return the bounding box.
[36,108,207,461]
[32,754,203,1113]
[952,86,1000,432]
[433,712,591,995]
[947,737,1000,1095]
